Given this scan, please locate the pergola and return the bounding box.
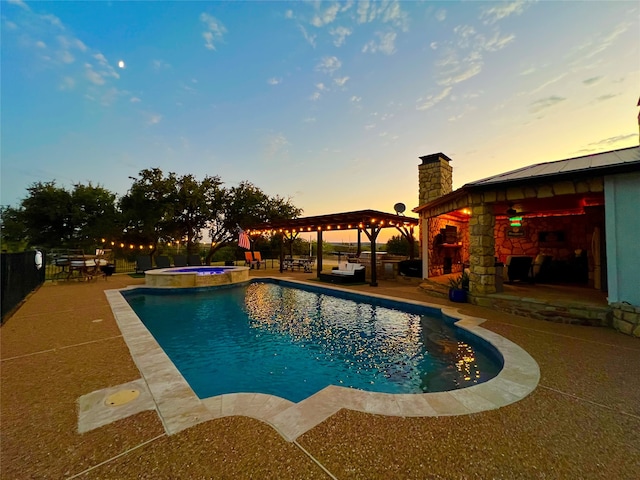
[247,209,419,286]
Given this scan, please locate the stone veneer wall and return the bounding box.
[427,216,469,277]
[418,156,452,205]
[611,303,640,337]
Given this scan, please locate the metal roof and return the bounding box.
[466,145,640,187]
[247,209,418,233]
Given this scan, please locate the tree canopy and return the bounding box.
[1,169,302,262]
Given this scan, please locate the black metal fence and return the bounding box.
[1,251,47,323]
[44,257,137,280]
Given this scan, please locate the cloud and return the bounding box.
[309,91,321,101]
[438,61,482,87]
[583,76,603,86]
[147,113,162,125]
[350,96,361,103]
[362,31,397,55]
[357,0,409,31]
[357,0,372,24]
[588,133,638,146]
[267,77,282,85]
[264,133,290,159]
[284,10,293,19]
[330,26,352,47]
[315,82,328,91]
[595,93,619,102]
[334,76,349,87]
[199,13,227,50]
[311,3,340,27]
[435,9,446,22]
[528,95,566,113]
[480,0,530,25]
[152,59,171,70]
[298,24,316,47]
[59,76,75,90]
[130,97,141,103]
[315,56,341,74]
[482,31,515,51]
[416,86,452,111]
[529,73,567,95]
[364,124,376,130]
[85,63,105,85]
[8,0,30,10]
[570,21,632,64]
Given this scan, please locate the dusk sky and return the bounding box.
[2,0,638,243]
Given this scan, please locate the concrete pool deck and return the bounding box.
[2,268,639,478]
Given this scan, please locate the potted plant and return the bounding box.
[448,271,469,303]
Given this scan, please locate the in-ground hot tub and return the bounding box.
[145,266,250,288]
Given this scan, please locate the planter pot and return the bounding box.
[448,288,467,303]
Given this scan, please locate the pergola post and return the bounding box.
[361,225,382,287]
[316,230,323,277]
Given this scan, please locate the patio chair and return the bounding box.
[156,255,171,268]
[136,255,153,274]
[252,251,264,269]
[506,255,533,283]
[244,251,258,269]
[188,254,202,266]
[173,255,187,267]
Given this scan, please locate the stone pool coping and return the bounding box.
[102,278,540,442]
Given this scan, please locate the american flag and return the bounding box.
[238,229,251,250]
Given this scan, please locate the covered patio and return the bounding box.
[413,148,639,327]
[247,209,419,286]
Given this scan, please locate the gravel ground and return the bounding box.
[2,272,639,479]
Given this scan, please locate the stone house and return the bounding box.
[413,146,640,336]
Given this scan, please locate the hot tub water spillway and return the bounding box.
[144,266,250,288]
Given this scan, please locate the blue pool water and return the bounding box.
[123,280,502,403]
[171,267,229,275]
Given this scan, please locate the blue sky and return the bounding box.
[2,0,639,241]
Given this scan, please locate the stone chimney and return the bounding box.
[418,153,453,206]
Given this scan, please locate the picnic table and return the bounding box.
[282,256,315,273]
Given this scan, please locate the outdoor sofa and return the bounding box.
[319,263,366,284]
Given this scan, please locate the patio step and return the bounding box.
[470,293,612,327]
[418,279,449,299]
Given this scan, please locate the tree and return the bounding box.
[70,183,121,247]
[0,181,120,250]
[119,168,177,254]
[0,205,27,252]
[385,234,416,257]
[205,181,302,264]
[166,174,224,255]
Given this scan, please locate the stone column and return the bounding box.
[468,202,497,295]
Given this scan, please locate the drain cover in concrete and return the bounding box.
[105,389,140,406]
[78,379,155,433]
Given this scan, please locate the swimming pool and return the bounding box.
[123,280,502,403]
